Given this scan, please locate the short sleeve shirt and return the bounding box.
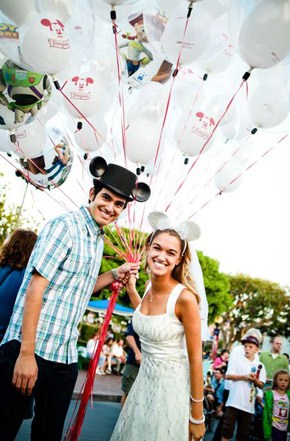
[2,206,104,364]
[226,354,266,414]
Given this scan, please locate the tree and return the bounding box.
[0,175,38,244]
[219,274,290,347]
[197,251,232,324]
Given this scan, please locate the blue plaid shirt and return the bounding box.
[2,206,104,364]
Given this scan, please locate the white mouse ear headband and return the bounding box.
[148,211,201,242]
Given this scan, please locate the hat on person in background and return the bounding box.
[241,335,260,347]
[242,328,263,345]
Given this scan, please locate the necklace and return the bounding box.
[149,289,171,302]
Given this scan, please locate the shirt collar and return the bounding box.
[80,206,104,238]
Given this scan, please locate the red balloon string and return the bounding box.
[165,77,249,212]
[188,133,289,219]
[64,283,122,441]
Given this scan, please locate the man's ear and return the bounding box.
[88,187,95,203]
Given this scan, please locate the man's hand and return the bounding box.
[116,262,140,287]
[12,352,38,396]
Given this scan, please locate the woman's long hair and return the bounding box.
[145,229,200,303]
[0,228,38,270]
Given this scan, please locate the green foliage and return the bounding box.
[219,274,290,346]
[0,175,38,244]
[197,251,232,324]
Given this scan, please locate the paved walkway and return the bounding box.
[73,370,122,402]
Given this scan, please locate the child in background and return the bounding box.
[221,335,266,441]
[263,369,290,441]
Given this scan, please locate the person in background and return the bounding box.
[111,338,126,375]
[213,349,229,370]
[221,335,266,441]
[0,228,38,342]
[121,320,141,407]
[263,369,290,441]
[0,158,148,441]
[211,328,263,441]
[260,336,289,390]
[205,367,225,417]
[86,331,107,375]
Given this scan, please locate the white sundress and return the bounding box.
[110,283,190,441]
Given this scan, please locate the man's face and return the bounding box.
[88,187,127,227]
[272,337,282,354]
[214,370,223,381]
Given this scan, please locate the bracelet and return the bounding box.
[189,415,205,425]
[111,268,118,281]
[190,395,204,403]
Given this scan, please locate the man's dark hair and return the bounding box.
[91,180,128,208]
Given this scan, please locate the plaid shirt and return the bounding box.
[2,206,104,364]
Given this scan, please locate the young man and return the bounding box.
[221,335,266,441]
[0,158,150,441]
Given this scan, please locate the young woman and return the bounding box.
[110,212,205,441]
[0,228,38,342]
[263,369,290,441]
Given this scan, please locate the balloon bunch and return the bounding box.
[0,0,289,211]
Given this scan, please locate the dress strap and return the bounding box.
[166,284,185,318]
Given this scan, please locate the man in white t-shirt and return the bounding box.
[221,335,266,441]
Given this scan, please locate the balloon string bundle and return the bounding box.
[165,74,251,212]
[64,282,122,441]
[189,133,289,220]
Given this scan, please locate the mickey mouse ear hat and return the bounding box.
[90,157,151,202]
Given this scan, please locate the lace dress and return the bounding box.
[110,284,190,441]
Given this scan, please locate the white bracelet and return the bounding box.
[189,415,205,425]
[190,395,204,403]
[111,268,118,281]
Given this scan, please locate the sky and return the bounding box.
[0,0,290,288]
[1,126,290,288]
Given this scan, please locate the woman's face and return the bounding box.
[147,232,182,277]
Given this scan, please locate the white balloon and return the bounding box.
[34,0,76,22]
[74,114,108,152]
[126,115,163,164]
[214,159,243,192]
[248,79,289,128]
[102,0,141,5]
[238,0,290,69]
[7,118,46,158]
[0,0,34,26]
[175,108,217,157]
[61,68,107,119]
[161,4,210,66]
[20,13,71,75]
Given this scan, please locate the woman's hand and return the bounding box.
[189,421,205,441]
